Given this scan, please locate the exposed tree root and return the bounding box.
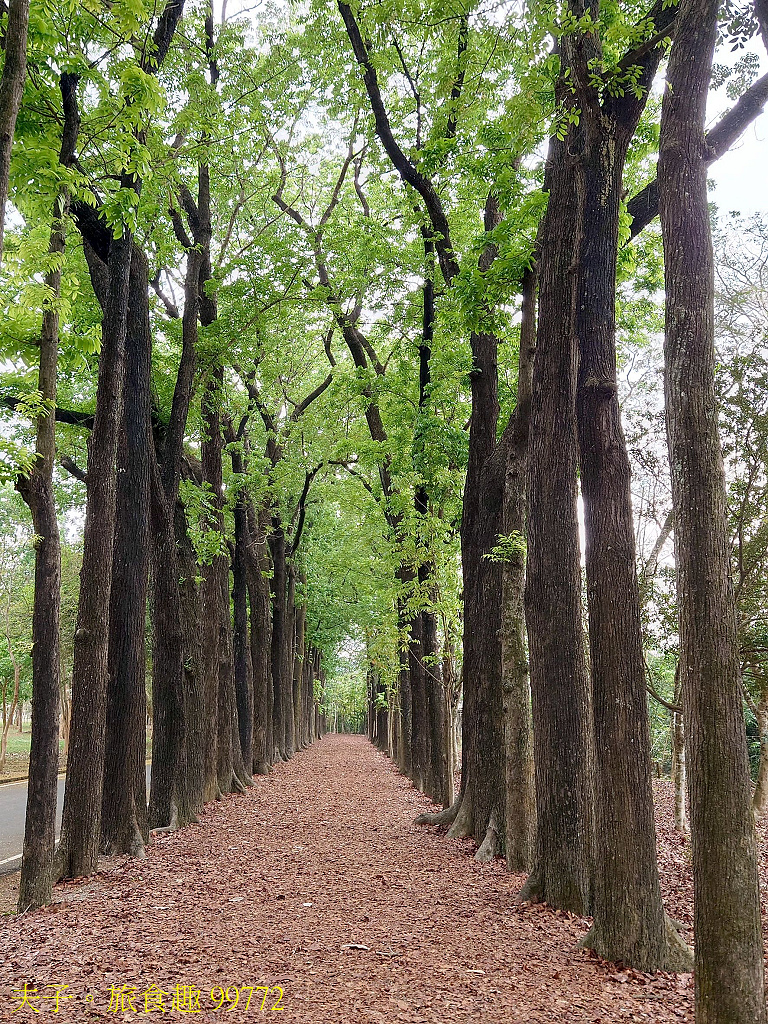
[578,913,693,973]
[447,787,474,840]
[518,869,544,904]
[149,824,177,837]
[414,796,461,827]
[102,821,146,859]
[474,812,500,862]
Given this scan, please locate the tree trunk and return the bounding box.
[292,576,306,750]
[501,268,536,874]
[199,371,225,799]
[575,114,690,970]
[408,588,429,793]
[148,464,192,830]
[672,709,688,833]
[217,551,249,793]
[0,0,29,262]
[247,500,272,774]
[659,0,767,1013]
[269,526,288,761]
[56,230,131,880]
[284,566,297,757]
[15,148,67,906]
[415,237,450,806]
[232,490,254,774]
[753,695,768,819]
[176,501,206,814]
[395,591,413,779]
[522,128,593,914]
[149,237,203,826]
[101,247,151,859]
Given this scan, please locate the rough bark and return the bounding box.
[672,712,688,833]
[416,235,450,807]
[101,247,152,858]
[284,566,297,757]
[148,461,192,829]
[247,500,272,774]
[501,268,536,874]
[232,485,254,774]
[55,227,131,880]
[575,101,690,970]
[176,501,205,813]
[522,125,593,914]
[395,592,413,779]
[659,0,768,1013]
[0,0,29,262]
[16,89,73,902]
[291,575,306,751]
[408,588,429,793]
[200,373,224,799]
[269,525,289,761]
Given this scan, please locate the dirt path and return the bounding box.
[0,735,693,1022]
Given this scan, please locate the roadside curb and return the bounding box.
[1,760,148,787]
[0,771,66,786]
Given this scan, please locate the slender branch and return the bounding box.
[645,662,681,713]
[328,459,377,498]
[150,270,180,318]
[289,463,324,555]
[642,507,674,577]
[391,34,422,148]
[318,124,360,231]
[337,1,460,285]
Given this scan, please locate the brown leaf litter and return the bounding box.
[0,733,745,1022]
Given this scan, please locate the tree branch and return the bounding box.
[60,455,88,484]
[337,1,460,285]
[288,463,324,555]
[328,459,378,498]
[628,70,768,238]
[143,0,186,72]
[2,395,94,429]
[290,371,334,422]
[445,11,469,142]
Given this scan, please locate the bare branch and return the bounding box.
[150,270,180,319]
[60,455,88,484]
[628,70,768,238]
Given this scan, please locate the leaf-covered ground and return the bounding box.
[2,732,752,1022]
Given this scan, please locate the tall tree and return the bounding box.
[658,0,767,1014]
[16,72,77,909]
[56,0,185,879]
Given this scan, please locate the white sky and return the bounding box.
[709,119,767,217]
[707,41,768,217]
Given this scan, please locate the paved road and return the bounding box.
[0,766,151,875]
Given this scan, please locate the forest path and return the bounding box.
[0,734,693,1023]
